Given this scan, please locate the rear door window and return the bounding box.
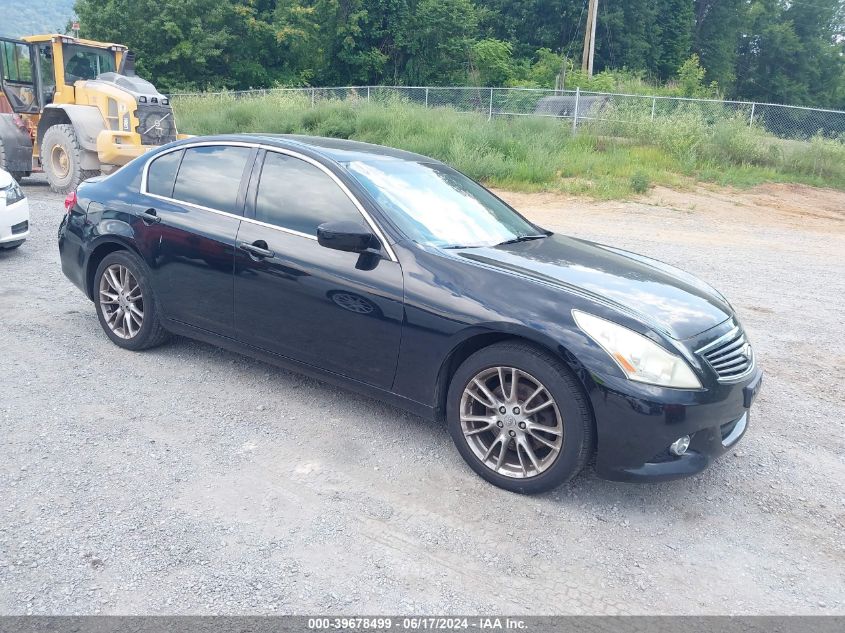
[146,150,183,198]
[172,145,252,215]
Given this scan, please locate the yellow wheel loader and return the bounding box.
[0,34,186,193]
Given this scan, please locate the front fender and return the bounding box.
[38,105,104,170]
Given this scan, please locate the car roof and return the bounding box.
[174,134,442,166]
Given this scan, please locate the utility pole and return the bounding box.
[581,0,599,77]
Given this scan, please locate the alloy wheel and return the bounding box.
[460,366,563,479]
[99,264,144,339]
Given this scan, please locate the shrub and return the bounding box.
[630,171,650,194]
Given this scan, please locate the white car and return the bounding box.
[0,169,29,250]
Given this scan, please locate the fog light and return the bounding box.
[669,435,690,456]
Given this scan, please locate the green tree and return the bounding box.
[75,0,258,90]
[71,0,843,106]
[401,0,478,85]
[313,0,416,85]
[594,0,662,77]
[526,47,565,87]
[676,53,708,97]
[735,0,844,107]
[470,38,515,85]
[693,0,745,90]
[476,0,585,60]
[655,0,694,80]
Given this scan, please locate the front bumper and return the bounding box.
[589,365,763,482]
[0,198,30,245]
[95,131,193,166]
[96,131,157,166]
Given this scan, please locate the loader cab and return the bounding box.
[20,35,123,107]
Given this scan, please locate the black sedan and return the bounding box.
[58,134,762,493]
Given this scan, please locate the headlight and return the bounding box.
[3,180,25,206]
[573,310,702,389]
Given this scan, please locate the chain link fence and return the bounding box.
[169,86,845,142]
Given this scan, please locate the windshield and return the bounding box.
[63,44,116,84]
[344,160,542,248]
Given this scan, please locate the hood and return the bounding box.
[0,169,13,189]
[453,234,732,340]
[90,72,167,102]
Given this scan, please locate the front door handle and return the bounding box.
[238,240,274,259]
[140,208,161,224]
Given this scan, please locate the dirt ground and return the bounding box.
[1,177,843,615]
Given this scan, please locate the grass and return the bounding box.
[172,92,845,199]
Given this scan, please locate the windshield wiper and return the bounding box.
[496,234,548,246]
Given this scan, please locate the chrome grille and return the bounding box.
[698,327,754,381]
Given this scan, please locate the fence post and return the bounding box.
[311,87,315,108]
[425,87,429,108]
[488,88,494,121]
[367,86,370,102]
[573,87,580,132]
[651,97,656,122]
[749,102,756,126]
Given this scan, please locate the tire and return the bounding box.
[0,140,27,183]
[40,124,100,194]
[93,250,170,350]
[0,239,24,250]
[447,341,595,494]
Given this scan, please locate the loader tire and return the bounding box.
[41,124,100,194]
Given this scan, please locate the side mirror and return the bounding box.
[317,221,380,254]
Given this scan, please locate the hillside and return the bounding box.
[0,0,75,38]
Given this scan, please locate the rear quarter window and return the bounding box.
[146,149,183,198]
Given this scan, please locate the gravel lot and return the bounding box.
[1,176,843,615]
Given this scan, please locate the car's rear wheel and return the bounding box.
[94,251,169,350]
[447,342,594,494]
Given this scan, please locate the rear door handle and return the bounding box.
[238,240,274,259]
[140,208,161,224]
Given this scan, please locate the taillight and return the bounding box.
[64,191,77,214]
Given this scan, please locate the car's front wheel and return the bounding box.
[447,342,594,494]
[94,251,169,350]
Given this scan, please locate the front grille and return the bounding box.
[698,327,753,381]
[135,103,177,146]
[11,220,28,235]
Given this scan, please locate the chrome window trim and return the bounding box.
[144,191,318,241]
[139,140,398,261]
